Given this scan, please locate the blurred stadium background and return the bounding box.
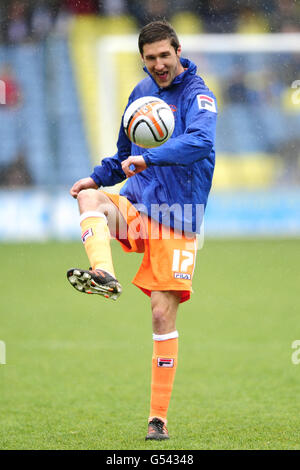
[0,0,300,239]
[1,0,300,451]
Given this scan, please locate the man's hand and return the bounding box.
[70,177,98,199]
[121,155,147,178]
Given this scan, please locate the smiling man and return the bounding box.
[67,21,217,440]
[141,38,184,88]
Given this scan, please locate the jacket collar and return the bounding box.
[143,57,197,90]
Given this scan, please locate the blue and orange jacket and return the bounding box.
[91,58,217,234]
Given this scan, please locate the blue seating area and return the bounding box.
[11,44,54,184]
[215,102,296,155]
[216,104,264,154]
[46,40,91,185]
[193,50,299,156]
[0,40,91,186]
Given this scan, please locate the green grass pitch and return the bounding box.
[1,239,300,450]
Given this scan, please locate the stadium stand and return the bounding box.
[46,38,91,185]
[0,44,53,185]
[0,0,299,188]
[0,38,90,186]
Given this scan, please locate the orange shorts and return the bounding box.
[104,192,197,303]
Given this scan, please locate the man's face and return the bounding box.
[142,39,184,88]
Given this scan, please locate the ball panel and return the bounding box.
[123,96,163,129]
[156,107,175,137]
[123,96,175,148]
[133,121,162,148]
[132,118,172,148]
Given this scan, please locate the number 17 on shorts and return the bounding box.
[172,248,196,280]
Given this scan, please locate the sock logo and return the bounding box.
[157,357,174,368]
[81,228,93,243]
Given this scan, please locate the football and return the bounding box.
[123,96,175,148]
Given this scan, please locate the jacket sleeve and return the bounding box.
[143,90,217,167]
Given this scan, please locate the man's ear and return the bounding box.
[177,45,182,57]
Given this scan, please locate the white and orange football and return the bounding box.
[123,96,175,148]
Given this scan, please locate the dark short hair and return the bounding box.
[138,20,180,56]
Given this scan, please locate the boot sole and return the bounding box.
[67,268,122,301]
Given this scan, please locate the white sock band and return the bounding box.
[79,211,107,224]
[152,330,179,342]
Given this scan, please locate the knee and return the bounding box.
[77,188,100,204]
[152,305,170,333]
[77,189,108,213]
[151,292,179,334]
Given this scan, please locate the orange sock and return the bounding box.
[80,211,115,276]
[149,331,179,423]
